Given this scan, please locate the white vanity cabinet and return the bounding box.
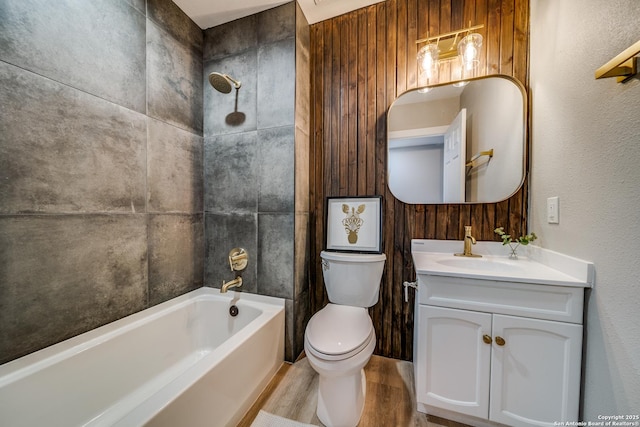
[416,303,582,426]
[411,240,594,427]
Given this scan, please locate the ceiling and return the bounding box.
[172,0,386,29]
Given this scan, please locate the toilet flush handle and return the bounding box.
[321,259,329,271]
[403,281,417,303]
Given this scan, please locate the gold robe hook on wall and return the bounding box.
[595,40,640,83]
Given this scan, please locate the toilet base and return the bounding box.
[304,305,377,427]
[316,368,366,427]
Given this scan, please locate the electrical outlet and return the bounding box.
[547,196,559,224]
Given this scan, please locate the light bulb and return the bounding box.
[458,33,483,71]
[422,56,434,76]
[464,43,477,70]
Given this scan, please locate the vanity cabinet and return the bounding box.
[415,274,586,427]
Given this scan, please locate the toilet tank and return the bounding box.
[320,251,386,307]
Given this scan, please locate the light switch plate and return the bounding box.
[547,196,559,223]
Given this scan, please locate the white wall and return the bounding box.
[388,97,459,131]
[461,78,525,202]
[530,0,640,418]
[388,141,444,203]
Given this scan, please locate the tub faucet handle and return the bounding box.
[228,248,248,272]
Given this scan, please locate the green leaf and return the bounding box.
[494,227,537,247]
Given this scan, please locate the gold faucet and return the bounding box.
[221,276,243,293]
[455,225,482,258]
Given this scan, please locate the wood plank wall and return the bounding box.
[309,0,529,360]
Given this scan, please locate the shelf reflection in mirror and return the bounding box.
[387,75,526,204]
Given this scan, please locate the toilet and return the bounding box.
[304,250,386,427]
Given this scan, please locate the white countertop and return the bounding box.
[412,239,594,288]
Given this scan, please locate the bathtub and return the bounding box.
[0,287,285,427]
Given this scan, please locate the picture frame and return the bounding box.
[325,195,383,253]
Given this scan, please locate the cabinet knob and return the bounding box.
[482,334,492,344]
[495,336,506,346]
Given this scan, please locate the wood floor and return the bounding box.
[237,355,470,427]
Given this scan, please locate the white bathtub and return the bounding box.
[0,287,285,427]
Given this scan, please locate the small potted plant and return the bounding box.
[494,227,537,259]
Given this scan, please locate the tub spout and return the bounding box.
[221,276,243,293]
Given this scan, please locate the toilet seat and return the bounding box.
[305,304,374,361]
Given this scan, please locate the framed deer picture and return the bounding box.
[325,196,382,253]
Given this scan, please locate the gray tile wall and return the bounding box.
[0,0,310,365]
[0,0,147,113]
[203,2,309,361]
[0,0,204,364]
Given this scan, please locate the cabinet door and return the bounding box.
[417,305,491,418]
[490,314,583,427]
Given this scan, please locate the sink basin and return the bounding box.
[436,257,526,273]
[410,239,594,287]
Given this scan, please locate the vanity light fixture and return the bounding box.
[416,24,484,81]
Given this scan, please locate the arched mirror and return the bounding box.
[387,75,526,204]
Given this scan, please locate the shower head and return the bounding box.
[208,72,242,94]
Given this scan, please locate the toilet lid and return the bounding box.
[306,304,373,356]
